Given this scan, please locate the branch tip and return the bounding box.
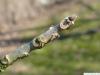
[59,15,77,30]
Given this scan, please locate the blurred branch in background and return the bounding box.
[59,27,100,40]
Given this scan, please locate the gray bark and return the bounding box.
[0,15,77,72]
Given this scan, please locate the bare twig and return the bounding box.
[0,15,77,72]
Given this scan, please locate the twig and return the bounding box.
[0,15,77,72]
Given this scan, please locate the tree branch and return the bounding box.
[0,15,77,72]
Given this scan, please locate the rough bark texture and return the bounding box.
[0,15,77,72]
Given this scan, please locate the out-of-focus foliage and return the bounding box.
[0,0,100,75]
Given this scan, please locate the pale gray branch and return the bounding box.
[0,15,77,72]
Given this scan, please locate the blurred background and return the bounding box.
[0,0,100,75]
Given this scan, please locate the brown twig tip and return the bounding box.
[60,15,77,30]
[68,15,78,21]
